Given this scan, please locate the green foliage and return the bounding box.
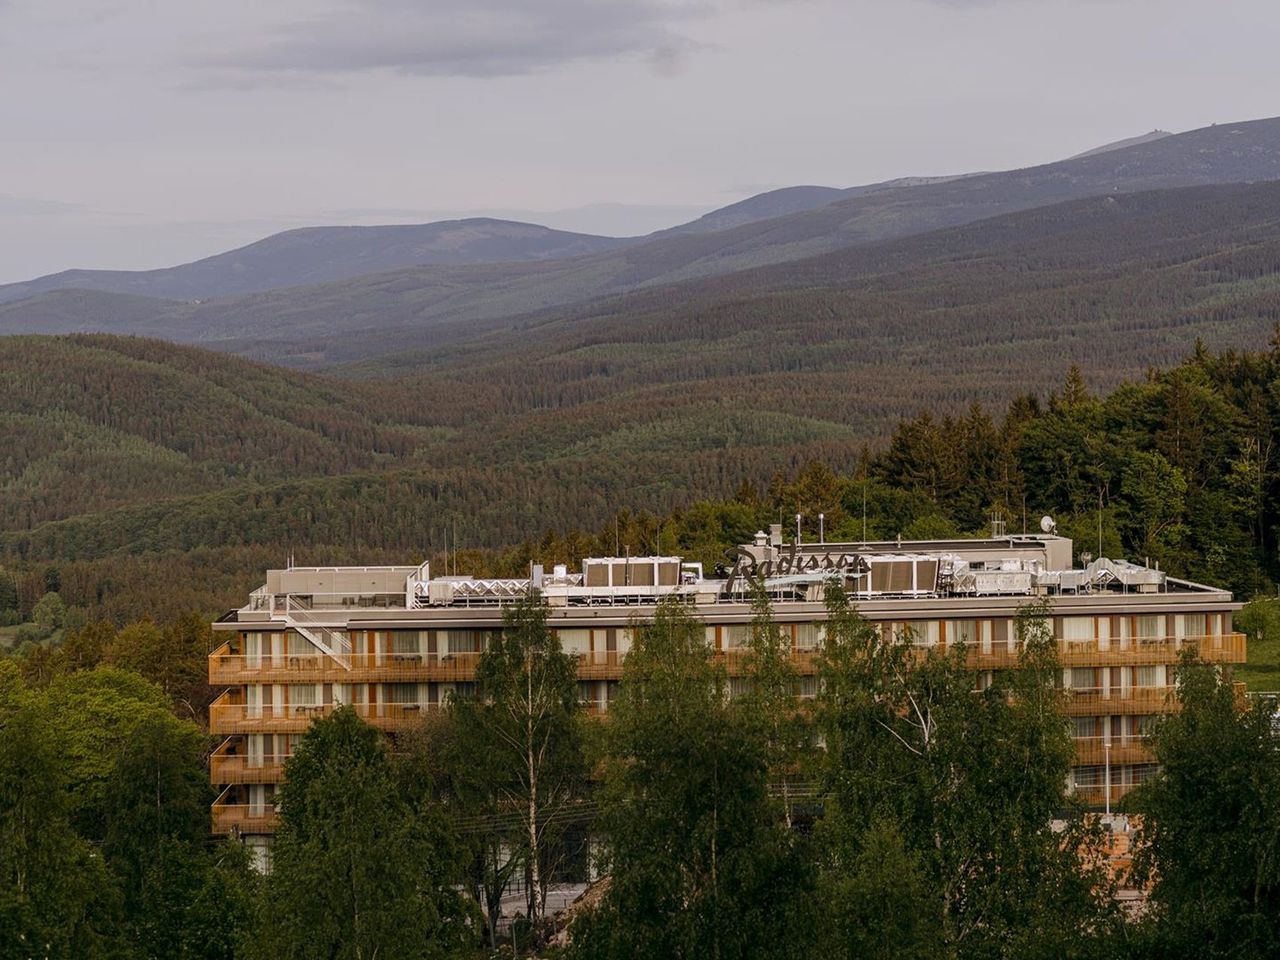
[740,583,810,827]
[31,591,65,630]
[1235,598,1280,691]
[0,568,16,614]
[1127,659,1280,957]
[260,706,472,960]
[0,703,124,959]
[37,666,193,839]
[104,718,254,960]
[453,592,584,930]
[814,591,1118,959]
[817,817,938,960]
[571,599,816,960]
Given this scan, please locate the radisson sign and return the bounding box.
[724,545,868,592]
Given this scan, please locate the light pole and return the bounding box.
[819,513,825,544]
[795,513,802,545]
[1104,741,1112,817]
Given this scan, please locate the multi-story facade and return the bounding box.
[208,530,1244,859]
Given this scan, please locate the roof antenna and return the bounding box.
[1097,487,1104,560]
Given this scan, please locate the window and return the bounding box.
[385,683,419,704]
[949,620,978,645]
[1180,614,1207,641]
[728,677,752,698]
[1134,666,1160,688]
[1062,617,1093,642]
[1129,763,1159,785]
[288,684,318,706]
[1132,715,1157,737]
[445,630,480,654]
[390,632,421,655]
[287,631,313,655]
[724,625,752,649]
[796,623,824,650]
[1073,766,1104,787]
[1135,615,1162,643]
[1070,668,1098,691]
[558,629,591,655]
[1073,717,1100,738]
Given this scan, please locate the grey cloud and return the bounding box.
[217,0,709,79]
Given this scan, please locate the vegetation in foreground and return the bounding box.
[2,591,1278,959]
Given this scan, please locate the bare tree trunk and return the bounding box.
[527,666,544,924]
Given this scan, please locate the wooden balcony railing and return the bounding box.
[211,802,278,835]
[208,692,444,734]
[1072,782,1141,809]
[210,634,1245,685]
[209,743,286,784]
[1064,686,1177,715]
[208,648,486,685]
[1072,736,1155,767]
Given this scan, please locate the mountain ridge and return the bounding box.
[0,218,635,305]
[3,116,1279,364]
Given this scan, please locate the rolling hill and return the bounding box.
[0,219,635,305]
[6,178,1280,552]
[0,334,448,529]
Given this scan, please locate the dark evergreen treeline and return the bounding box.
[5,592,1276,959]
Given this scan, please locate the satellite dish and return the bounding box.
[1040,515,1057,534]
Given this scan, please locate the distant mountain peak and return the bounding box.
[1069,129,1174,160]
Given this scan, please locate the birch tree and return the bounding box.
[458,589,584,930]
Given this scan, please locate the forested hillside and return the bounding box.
[3,340,1279,627]
[4,180,1280,623]
[0,335,450,528]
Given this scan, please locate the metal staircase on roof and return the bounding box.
[278,596,352,670]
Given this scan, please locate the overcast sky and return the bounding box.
[2,0,1277,282]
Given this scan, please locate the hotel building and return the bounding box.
[208,529,1244,856]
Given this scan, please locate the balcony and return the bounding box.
[210,634,1244,687]
[208,647,484,685]
[1064,686,1176,715]
[1055,633,1245,667]
[1071,782,1140,809]
[209,740,286,784]
[1072,736,1156,766]
[208,692,444,734]
[211,802,278,835]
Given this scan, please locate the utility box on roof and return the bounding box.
[581,557,682,588]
